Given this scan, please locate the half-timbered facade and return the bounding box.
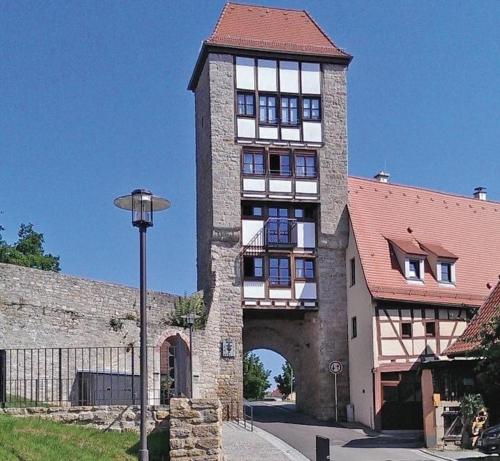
[347,175,500,431]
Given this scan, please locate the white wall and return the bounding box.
[236,57,255,90]
[241,220,264,245]
[257,59,277,91]
[347,222,376,429]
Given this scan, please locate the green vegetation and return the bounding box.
[460,393,485,448]
[243,352,270,400]
[0,223,60,272]
[168,293,206,329]
[274,361,295,399]
[0,414,168,461]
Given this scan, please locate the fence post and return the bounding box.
[316,435,330,461]
[0,350,6,408]
[58,348,63,405]
[131,348,136,405]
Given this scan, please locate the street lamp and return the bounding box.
[114,189,170,461]
[180,312,199,398]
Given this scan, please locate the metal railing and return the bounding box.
[241,218,297,255]
[0,346,177,408]
[225,400,253,431]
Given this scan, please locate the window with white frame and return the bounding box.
[438,261,455,284]
[406,258,424,281]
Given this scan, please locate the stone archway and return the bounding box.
[159,334,190,402]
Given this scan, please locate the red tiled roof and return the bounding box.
[389,238,428,256]
[445,281,500,356]
[348,177,500,307]
[206,3,351,59]
[420,242,458,260]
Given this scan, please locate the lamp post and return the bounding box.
[180,312,199,398]
[114,189,170,461]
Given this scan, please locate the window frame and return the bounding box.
[258,93,279,126]
[243,256,265,281]
[294,152,317,178]
[268,256,291,287]
[302,96,321,121]
[425,321,436,338]
[269,150,292,177]
[401,322,413,338]
[236,91,256,118]
[351,316,358,339]
[407,258,423,281]
[350,257,356,287]
[280,94,300,126]
[295,258,315,281]
[438,261,454,284]
[242,149,266,176]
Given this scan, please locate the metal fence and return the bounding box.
[0,346,178,408]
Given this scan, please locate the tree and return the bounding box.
[243,352,270,400]
[472,316,500,423]
[168,293,206,329]
[274,361,295,400]
[0,223,60,272]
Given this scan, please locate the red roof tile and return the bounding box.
[389,238,428,256]
[445,281,500,356]
[206,3,351,59]
[420,242,458,260]
[348,177,500,307]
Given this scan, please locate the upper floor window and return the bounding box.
[401,322,413,338]
[243,151,265,176]
[351,316,358,339]
[408,259,422,280]
[269,257,290,287]
[237,92,255,117]
[267,208,291,245]
[281,96,299,126]
[259,95,278,125]
[242,204,263,218]
[269,151,291,176]
[295,258,315,280]
[303,97,321,121]
[243,256,264,279]
[295,153,317,178]
[439,262,453,283]
[350,257,356,287]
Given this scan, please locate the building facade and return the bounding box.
[189,3,352,419]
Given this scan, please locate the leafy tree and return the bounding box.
[243,352,270,400]
[460,393,485,448]
[274,361,295,399]
[472,316,500,423]
[0,223,60,272]
[168,293,206,329]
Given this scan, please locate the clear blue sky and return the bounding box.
[2,1,499,381]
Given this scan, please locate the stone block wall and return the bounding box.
[0,405,169,432]
[169,398,222,461]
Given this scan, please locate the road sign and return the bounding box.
[329,360,343,374]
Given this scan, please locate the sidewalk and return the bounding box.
[222,421,309,461]
[421,448,497,460]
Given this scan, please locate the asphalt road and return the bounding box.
[250,401,436,461]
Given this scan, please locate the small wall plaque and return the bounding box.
[221,339,236,358]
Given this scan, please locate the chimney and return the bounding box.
[374,170,390,183]
[473,187,487,201]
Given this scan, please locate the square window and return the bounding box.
[440,262,452,283]
[281,96,299,125]
[259,95,278,125]
[408,259,421,279]
[425,322,436,337]
[243,257,264,279]
[303,97,321,121]
[295,154,317,178]
[269,152,291,176]
[295,258,315,280]
[401,322,412,338]
[269,257,290,286]
[243,151,265,175]
[237,92,255,117]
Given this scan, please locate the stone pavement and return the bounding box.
[421,448,498,460]
[222,421,308,461]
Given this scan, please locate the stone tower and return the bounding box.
[189,3,352,419]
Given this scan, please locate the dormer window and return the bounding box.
[408,259,421,279]
[418,242,458,285]
[437,260,456,284]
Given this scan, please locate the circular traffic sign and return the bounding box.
[329,360,343,374]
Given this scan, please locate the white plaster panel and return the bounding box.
[413,322,425,337]
[279,61,299,93]
[455,322,467,335]
[295,282,317,299]
[269,179,292,193]
[281,127,300,141]
[413,339,426,355]
[380,322,397,338]
[440,339,451,352]
[303,122,322,142]
[237,118,256,138]
[402,339,413,354]
[296,222,316,248]
[242,178,266,192]
[257,59,277,91]
[243,281,265,299]
[241,220,264,245]
[236,57,255,90]
[259,126,278,139]
[426,339,437,354]
[295,180,318,194]
[381,340,405,356]
[269,289,292,299]
[439,321,457,337]
[301,62,321,94]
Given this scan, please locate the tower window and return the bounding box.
[259,95,278,125]
[269,257,290,287]
[295,154,317,178]
[237,92,255,117]
[242,151,265,175]
[269,152,291,176]
[243,257,264,279]
[295,258,315,280]
[351,316,358,338]
[280,96,299,125]
[303,97,321,121]
[350,257,356,287]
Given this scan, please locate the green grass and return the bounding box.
[0,414,169,461]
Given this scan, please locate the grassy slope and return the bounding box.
[0,415,168,461]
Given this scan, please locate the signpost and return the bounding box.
[329,360,343,422]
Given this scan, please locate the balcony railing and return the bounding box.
[242,218,297,255]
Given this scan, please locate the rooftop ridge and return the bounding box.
[349,175,500,206]
[224,2,308,14]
